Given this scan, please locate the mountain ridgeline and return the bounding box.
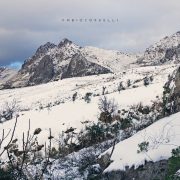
[1,31,180,89]
[0,38,139,89]
[1,39,112,89]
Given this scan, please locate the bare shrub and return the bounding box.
[0,99,19,122]
[0,117,53,180]
[84,92,93,103]
[98,96,118,124]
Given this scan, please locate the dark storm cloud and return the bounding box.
[0,0,180,67]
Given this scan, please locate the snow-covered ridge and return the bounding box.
[148,32,180,52]
[28,39,138,74]
[140,31,180,65]
[82,46,139,72]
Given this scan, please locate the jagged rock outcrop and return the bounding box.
[21,42,57,73]
[101,160,168,180]
[62,53,111,78]
[139,31,180,65]
[28,55,54,85]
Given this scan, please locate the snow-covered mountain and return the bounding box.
[2,39,138,89]
[139,31,180,65]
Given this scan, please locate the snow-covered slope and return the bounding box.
[0,64,175,110]
[82,46,139,72]
[0,64,176,146]
[100,111,180,173]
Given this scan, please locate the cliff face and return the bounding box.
[62,53,111,79]
[28,55,55,85]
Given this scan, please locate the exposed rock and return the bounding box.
[28,55,54,85]
[101,160,168,180]
[62,53,111,79]
[35,42,56,57]
[58,38,73,48]
[21,42,56,71]
[98,152,111,170]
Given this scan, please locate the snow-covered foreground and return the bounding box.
[0,63,179,179]
[0,64,177,148]
[0,64,176,110]
[101,112,180,173]
[0,82,164,146]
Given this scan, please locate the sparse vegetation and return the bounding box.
[118,82,124,93]
[166,147,180,180]
[137,141,149,153]
[144,76,150,86]
[0,117,53,180]
[98,96,118,124]
[72,92,78,102]
[84,92,93,103]
[127,79,131,87]
[102,86,106,95]
[0,99,19,123]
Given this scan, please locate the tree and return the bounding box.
[98,96,118,123]
[0,116,53,180]
[144,76,150,86]
[72,92,78,102]
[127,79,131,87]
[102,86,106,95]
[118,82,124,93]
[0,99,19,122]
[84,93,92,103]
[166,146,180,180]
[149,75,154,82]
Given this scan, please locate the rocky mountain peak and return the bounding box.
[58,38,73,48]
[35,42,56,56]
[62,52,111,79]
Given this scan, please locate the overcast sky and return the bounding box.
[0,0,180,68]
